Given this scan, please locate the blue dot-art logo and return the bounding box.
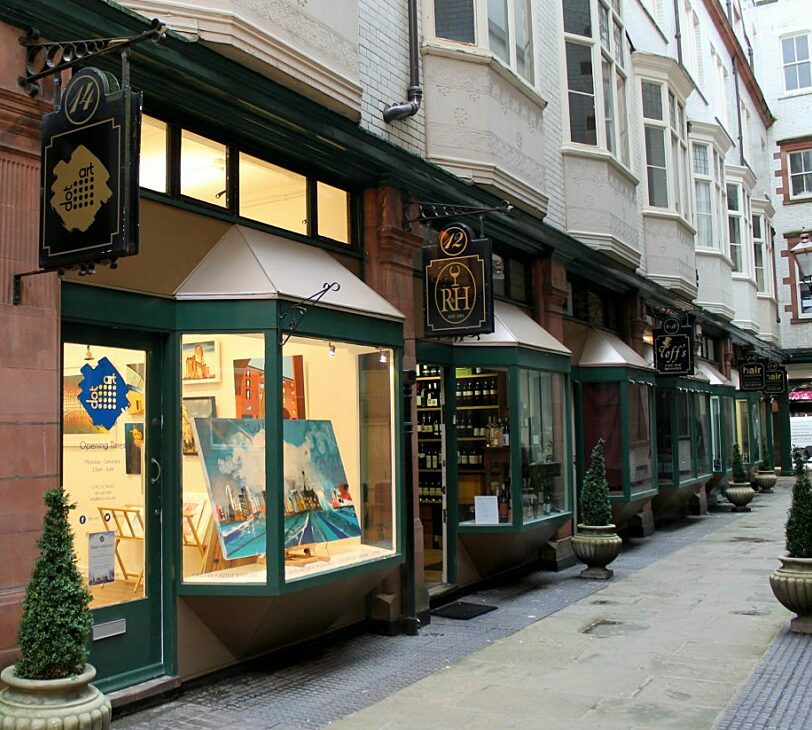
[77,356,130,430]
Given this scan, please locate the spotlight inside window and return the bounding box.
[327,342,336,358]
[379,349,388,364]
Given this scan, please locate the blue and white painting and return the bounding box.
[193,417,267,560]
[283,420,362,549]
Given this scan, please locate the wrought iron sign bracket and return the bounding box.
[403,197,513,235]
[12,260,108,305]
[279,282,341,345]
[18,18,165,97]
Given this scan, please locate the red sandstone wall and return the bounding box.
[0,21,60,667]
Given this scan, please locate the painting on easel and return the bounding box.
[193,417,267,561]
[283,420,362,550]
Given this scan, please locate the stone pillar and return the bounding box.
[362,187,428,627]
[0,22,60,668]
[720,338,734,380]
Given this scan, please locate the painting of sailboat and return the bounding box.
[283,420,361,549]
[193,417,267,560]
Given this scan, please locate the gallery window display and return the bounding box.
[518,370,568,524]
[62,343,148,608]
[723,396,736,468]
[454,367,512,525]
[180,333,397,585]
[695,393,711,475]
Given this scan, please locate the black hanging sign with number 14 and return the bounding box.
[39,67,141,270]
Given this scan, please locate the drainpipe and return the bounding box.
[383,0,422,122]
[732,55,745,165]
[672,0,683,66]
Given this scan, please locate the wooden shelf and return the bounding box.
[458,436,486,441]
[417,406,441,411]
[457,405,499,410]
[456,372,497,380]
[419,468,442,473]
[417,375,441,381]
[417,436,442,441]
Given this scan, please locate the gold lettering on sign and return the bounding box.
[435,260,479,326]
[50,145,112,232]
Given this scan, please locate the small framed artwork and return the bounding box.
[124,422,145,475]
[181,339,220,384]
[182,396,217,455]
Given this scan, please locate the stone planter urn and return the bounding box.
[754,470,777,493]
[0,664,111,729]
[726,481,755,511]
[770,556,812,634]
[571,524,623,580]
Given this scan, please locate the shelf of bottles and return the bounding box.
[416,363,444,504]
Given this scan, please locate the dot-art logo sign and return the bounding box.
[50,144,112,232]
[77,356,130,430]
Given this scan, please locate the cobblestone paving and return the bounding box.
[115,505,748,730]
[716,624,812,730]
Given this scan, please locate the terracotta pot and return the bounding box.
[571,524,623,580]
[770,556,812,634]
[726,482,755,511]
[0,664,111,729]
[754,471,777,493]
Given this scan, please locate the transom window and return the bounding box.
[139,115,353,247]
[789,149,812,199]
[563,0,629,164]
[782,33,811,92]
[433,0,535,83]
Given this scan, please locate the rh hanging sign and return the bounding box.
[653,318,693,375]
[40,67,141,270]
[423,222,494,337]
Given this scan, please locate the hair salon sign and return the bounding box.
[423,222,494,337]
[653,318,693,375]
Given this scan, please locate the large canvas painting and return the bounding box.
[193,417,267,560]
[283,420,361,549]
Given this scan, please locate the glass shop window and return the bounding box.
[181,333,267,584]
[281,336,396,582]
[455,367,511,525]
[180,131,228,207]
[710,395,722,472]
[695,393,710,475]
[723,397,735,467]
[62,343,147,608]
[628,383,653,490]
[751,402,762,464]
[656,389,673,484]
[582,382,623,491]
[735,398,751,463]
[317,182,351,244]
[139,116,167,193]
[677,390,692,478]
[239,153,307,235]
[518,370,568,523]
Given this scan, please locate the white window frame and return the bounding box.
[562,0,630,166]
[711,47,729,130]
[781,32,812,93]
[752,213,768,294]
[788,148,812,200]
[727,182,744,273]
[692,142,715,249]
[432,0,536,84]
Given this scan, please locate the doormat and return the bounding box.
[432,602,497,620]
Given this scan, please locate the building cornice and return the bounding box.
[689,120,734,153]
[631,52,695,99]
[700,0,775,128]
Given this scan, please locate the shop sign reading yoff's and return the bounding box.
[653,318,693,375]
[40,67,141,270]
[423,222,494,337]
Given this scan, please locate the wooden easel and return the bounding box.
[284,544,330,565]
[200,520,261,574]
[96,506,144,593]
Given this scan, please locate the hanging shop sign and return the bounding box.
[40,67,141,270]
[423,222,494,337]
[763,360,787,395]
[739,351,765,391]
[653,318,693,375]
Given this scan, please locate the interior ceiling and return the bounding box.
[63,199,231,297]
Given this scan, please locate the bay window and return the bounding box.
[563,0,629,164]
[727,183,743,272]
[692,141,725,250]
[752,214,767,292]
[434,0,535,83]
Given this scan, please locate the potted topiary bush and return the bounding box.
[769,447,812,633]
[754,444,777,493]
[571,439,623,580]
[0,489,111,728]
[726,444,755,511]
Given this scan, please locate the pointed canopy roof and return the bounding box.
[566,323,653,370]
[174,225,404,321]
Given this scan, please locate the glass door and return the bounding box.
[416,363,447,588]
[62,327,164,685]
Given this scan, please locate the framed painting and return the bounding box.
[182,396,217,456]
[182,339,220,384]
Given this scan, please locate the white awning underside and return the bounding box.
[696,359,733,387]
[566,322,653,370]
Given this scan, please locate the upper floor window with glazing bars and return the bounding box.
[139,115,353,247]
[782,33,811,92]
[788,148,812,199]
[433,0,535,84]
[563,0,629,165]
[691,142,725,251]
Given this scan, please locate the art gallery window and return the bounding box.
[432,0,535,84]
[140,116,168,193]
[181,130,228,208]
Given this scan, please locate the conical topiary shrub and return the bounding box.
[727,443,755,511]
[731,443,749,484]
[572,439,621,580]
[786,447,812,559]
[15,489,93,679]
[580,438,612,526]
